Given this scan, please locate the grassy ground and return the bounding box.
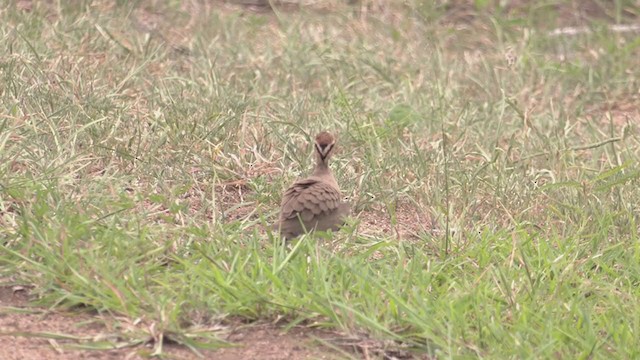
[1,0,640,358]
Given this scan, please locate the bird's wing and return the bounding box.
[280,178,341,222]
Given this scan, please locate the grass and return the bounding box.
[1,0,640,358]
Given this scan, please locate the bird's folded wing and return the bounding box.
[280,179,341,221]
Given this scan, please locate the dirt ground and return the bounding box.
[0,286,340,360]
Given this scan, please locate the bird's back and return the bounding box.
[277,176,349,239]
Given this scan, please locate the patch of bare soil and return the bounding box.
[0,286,339,360]
[213,325,340,360]
[357,200,436,241]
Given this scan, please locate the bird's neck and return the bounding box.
[312,158,340,191]
[313,160,330,175]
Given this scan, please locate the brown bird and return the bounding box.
[275,131,350,240]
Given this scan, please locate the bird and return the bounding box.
[275,131,350,240]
